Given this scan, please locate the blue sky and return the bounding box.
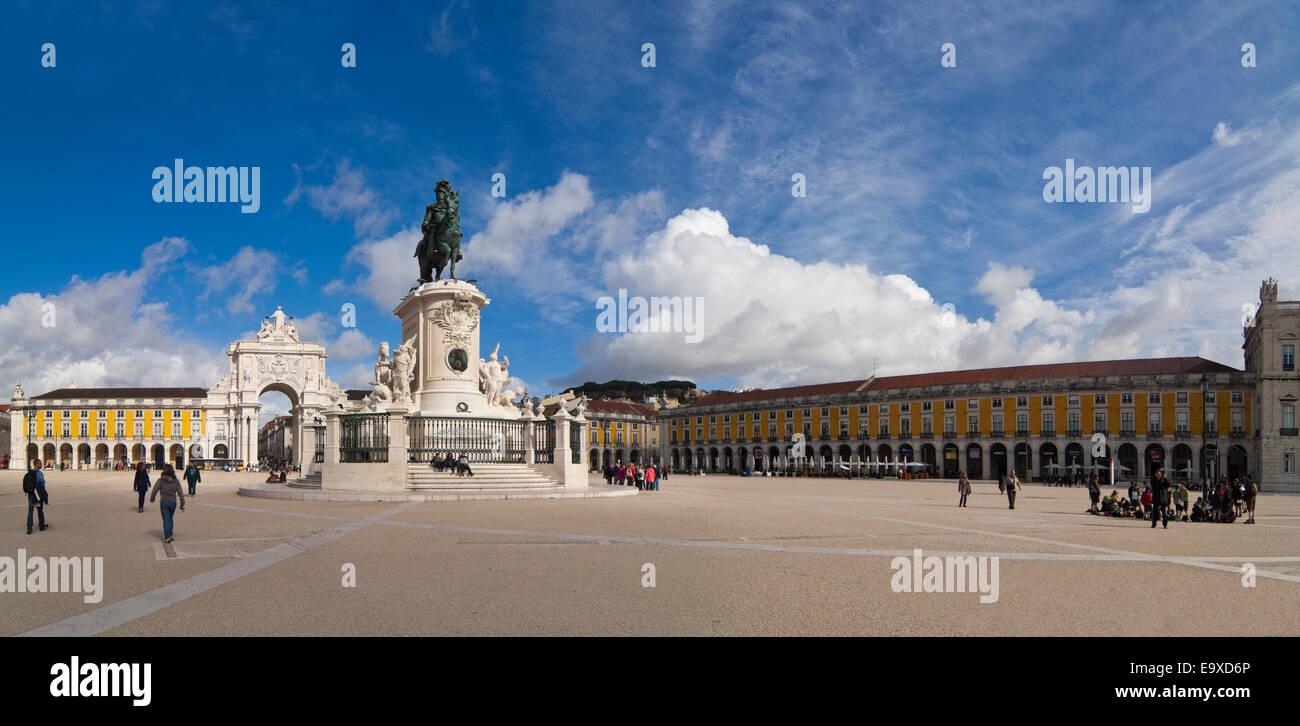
[3,0,1300,410]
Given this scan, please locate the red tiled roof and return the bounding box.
[865,357,1237,390]
[585,399,657,418]
[687,380,866,407]
[680,357,1239,409]
[31,387,209,400]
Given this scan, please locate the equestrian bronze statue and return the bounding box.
[415,178,463,283]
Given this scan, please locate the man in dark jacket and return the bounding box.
[24,459,50,534]
[1150,468,1170,529]
[133,462,151,512]
[183,463,202,497]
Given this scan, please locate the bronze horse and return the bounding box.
[415,179,463,283]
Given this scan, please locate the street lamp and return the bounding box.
[1200,374,1209,496]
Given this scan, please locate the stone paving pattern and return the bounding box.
[2,470,1296,636]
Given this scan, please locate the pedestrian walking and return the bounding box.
[1174,482,1189,520]
[1006,470,1022,509]
[1149,468,1170,529]
[1243,477,1257,524]
[183,462,202,497]
[148,464,186,543]
[23,459,50,535]
[957,471,971,507]
[133,461,151,513]
[646,465,658,491]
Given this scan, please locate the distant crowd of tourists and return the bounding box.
[603,462,665,491]
[1087,473,1257,525]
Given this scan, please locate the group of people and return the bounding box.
[263,467,289,484]
[603,462,665,491]
[22,459,197,543]
[1087,471,1256,526]
[430,452,474,477]
[1042,473,1102,487]
[1191,477,1258,523]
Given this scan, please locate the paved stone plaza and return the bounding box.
[2,470,1297,636]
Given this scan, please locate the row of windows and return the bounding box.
[30,420,202,439]
[29,409,200,419]
[670,408,1258,440]
[675,391,1249,427]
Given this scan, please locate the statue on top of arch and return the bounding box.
[257,306,301,343]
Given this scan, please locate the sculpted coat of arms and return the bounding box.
[429,291,480,350]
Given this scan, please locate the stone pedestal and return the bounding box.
[393,280,500,417]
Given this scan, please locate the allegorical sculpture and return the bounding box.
[478,343,515,408]
[415,178,463,284]
[257,306,301,343]
[366,337,418,408]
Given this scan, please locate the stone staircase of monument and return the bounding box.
[405,462,562,491]
[288,473,322,489]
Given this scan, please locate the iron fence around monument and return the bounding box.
[313,425,325,464]
[339,413,389,463]
[535,419,556,464]
[408,416,530,463]
[568,420,580,464]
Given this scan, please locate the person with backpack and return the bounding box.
[1087,474,1101,514]
[23,459,50,535]
[1005,470,1022,509]
[1149,468,1170,529]
[183,462,202,497]
[633,464,644,490]
[149,464,187,544]
[133,461,151,513]
[1243,477,1258,524]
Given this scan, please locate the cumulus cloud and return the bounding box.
[196,246,282,315]
[0,238,227,395]
[285,159,397,238]
[559,208,1101,388]
[339,226,422,310]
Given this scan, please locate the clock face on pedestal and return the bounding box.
[447,348,469,373]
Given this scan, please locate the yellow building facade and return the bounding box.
[660,357,1254,482]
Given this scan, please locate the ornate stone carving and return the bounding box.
[367,338,417,408]
[429,291,480,350]
[257,306,301,343]
[478,342,514,408]
[390,337,417,405]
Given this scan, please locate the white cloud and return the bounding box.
[0,238,227,395]
[1212,121,1242,147]
[285,159,396,238]
[464,172,595,278]
[330,328,376,360]
[196,246,282,315]
[339,226,422,310]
